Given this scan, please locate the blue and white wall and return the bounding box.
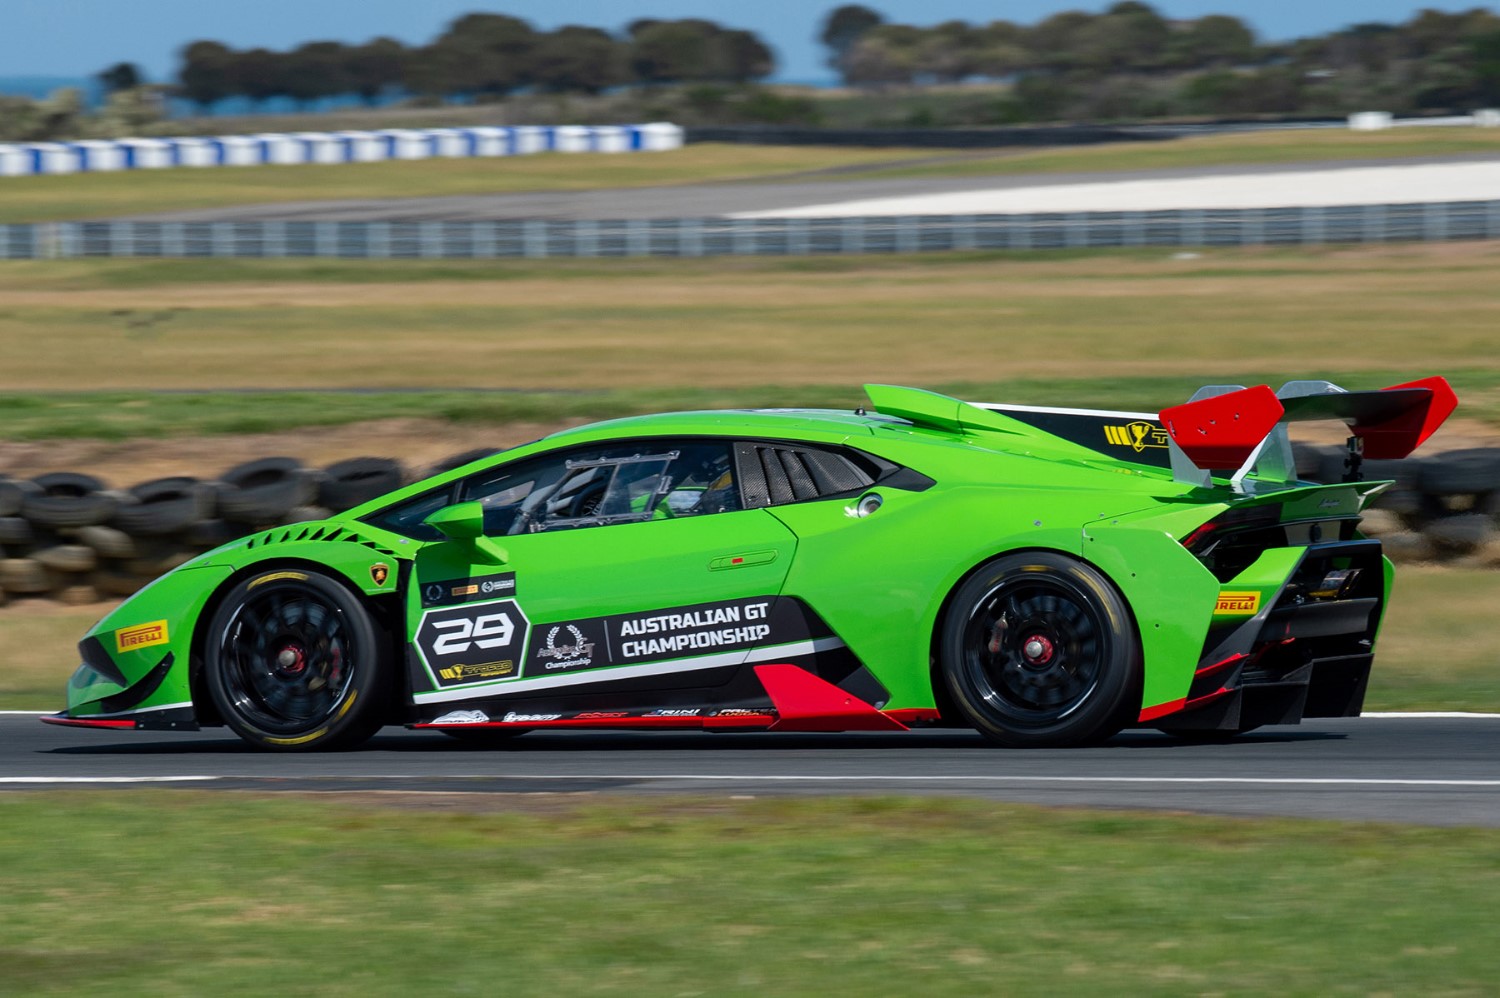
[0,123,684,176]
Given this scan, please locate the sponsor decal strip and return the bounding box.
[413,637,846,704]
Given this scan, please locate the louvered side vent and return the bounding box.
[246,526,393,557]
[734,443,876,509]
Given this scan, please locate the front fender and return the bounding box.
[69,563,235,719]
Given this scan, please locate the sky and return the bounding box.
[5,1,1497,84]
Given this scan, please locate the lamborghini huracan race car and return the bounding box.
[45,379,1456,750]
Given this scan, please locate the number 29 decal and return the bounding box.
[414,599,530,688]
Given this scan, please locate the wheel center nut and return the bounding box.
[277,648,297,668]
[1022,635,1055,664]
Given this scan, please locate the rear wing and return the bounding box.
[866,378,1456,493]
[1158,377,1456,490]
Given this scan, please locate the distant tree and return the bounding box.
[820,5,884,79]
[1025,11,1095,74]
[532,26,627,94]
[281,41,352,108]
[438,13,538,96]
[1171,15,1255,69]
[713,29,775,83]
[1473,28,1500,104]
[347,37,406,105]
[1072,2,1171,73]
[628,19,773,84]
[972,21,1029,79]
[916,21,982,83]
[178,41,235,111]
[842,25,922,86]
[97,62,143,94]
[228,48,284,108]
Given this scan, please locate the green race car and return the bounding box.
[46,378,1456,750]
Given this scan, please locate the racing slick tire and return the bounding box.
[939,552,1140,748]
[205,568,392,751]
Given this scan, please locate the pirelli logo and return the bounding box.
[115,620,169,654]
[1214,592,1262,615]
[1103,421,1170,453]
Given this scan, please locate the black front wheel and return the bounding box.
[939,553,1140,748]
[205,569,392,751]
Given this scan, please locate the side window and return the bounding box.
[463,440,741,536]
[736,443,877,509]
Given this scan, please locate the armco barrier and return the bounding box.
[2,200,1499,259]
[0,123,682,178]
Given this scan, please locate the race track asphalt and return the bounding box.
[118,152,1500,223]
[5,713,1499,827]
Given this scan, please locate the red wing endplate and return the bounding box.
[1160,377,1458,469]
[1159,385,1284,470]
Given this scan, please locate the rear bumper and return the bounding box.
[1142,539,1386,731]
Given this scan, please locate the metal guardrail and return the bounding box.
[4,201,1500,259]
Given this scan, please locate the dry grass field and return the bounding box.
[1,243,1497,399]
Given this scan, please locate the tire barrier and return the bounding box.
[0,443,1493,604]
[1292,443,1500,567]
[0,453,432,604]
[0,124,684,179]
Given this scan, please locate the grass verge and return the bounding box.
[1,246,1498,420]
[5,569,1497,712]
[1,792,1497,996]
[2,369,1499,441]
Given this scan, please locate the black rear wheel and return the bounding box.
[205,569,392,751]
[940,553,1139,748]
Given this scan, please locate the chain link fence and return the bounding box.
[4,201,1500,260]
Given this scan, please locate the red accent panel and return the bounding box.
[1160,386,1285,470]
[1356,376,1458,460]
[884,708,944,724]
[1182,686,1234,711]
[39,714,137,729]
[754,664,908,732]
[1138,698,1187,723]
[1195,653,1246,679]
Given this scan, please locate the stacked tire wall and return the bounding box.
[0,444,1494,605]
[0,451,495,605]
[1293,444,1500,566]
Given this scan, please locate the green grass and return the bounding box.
[1,793,1497,995]
[3,369,1499,441]
[6,569,1498,712]
[847,126,1500,181]
[2,246,1498,412]
[4,129,1500,223]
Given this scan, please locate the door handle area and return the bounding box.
[708,550,778,571]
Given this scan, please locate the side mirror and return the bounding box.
[424,501,486,541]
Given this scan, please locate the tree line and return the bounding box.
[175,16,772,110]
[64,4,1500,126]
[822,4,1500,119]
